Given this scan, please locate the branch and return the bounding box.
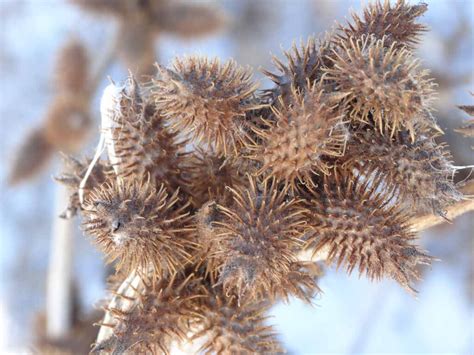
[46,183,75,338]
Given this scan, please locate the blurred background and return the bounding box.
[0,0,473,353]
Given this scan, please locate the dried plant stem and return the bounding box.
[46,183,75,338]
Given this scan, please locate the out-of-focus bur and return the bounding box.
[72,0,226,78]
[54,38,89,93]
[8,38,91,185]
[153,57,260,156]
[8,129,53,185]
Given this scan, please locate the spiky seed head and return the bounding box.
[153,56,259,156]
[206,175,316,301]
[54,38,89,93]
[336,0,428,49]
[8,129,53,185]
[55,156,112,218]
[192,286,283,354]
[93,273,205,354]
[304,172,433,294]
[342,128,462,216]
[82,178,194,279]
[253,82,348,187]
[263,35,333,105]
[110,82,190,191]
[43,95,92,153]
[324,35,436,138]
[188,148,247,207]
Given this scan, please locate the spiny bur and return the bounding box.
[82,178,194,279]
[262,36,333,105]
[304,172,433,294]
[252,81,348,187]
[93,273,205,354]
[336,0,428,49]
[192,286,283,355]
[324,35,436,139]
[206,175,316,302]
[343,128,461,216]
[55,156,112,218]
[153,56,259,156]
[188,148,247,207]
[109,78,190,192]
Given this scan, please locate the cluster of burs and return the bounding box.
[57,0,462,353]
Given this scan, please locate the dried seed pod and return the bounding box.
[188,148,247,207]
[324,35,436,139]
[82,178,194,279]
[110,83,190,192]
[55,156,112,218]
[43,94,91,153]
[192,286,283,355]
[207,175,316,302]
[336,0,428,49]
[153,56,259,155]
[93,273,205,354]
[342,128,461,216]
[54,38,89,93]
[252,82,348,188]
[8,128,53,185]
[304,172,433,293]
[263,35,333,105]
